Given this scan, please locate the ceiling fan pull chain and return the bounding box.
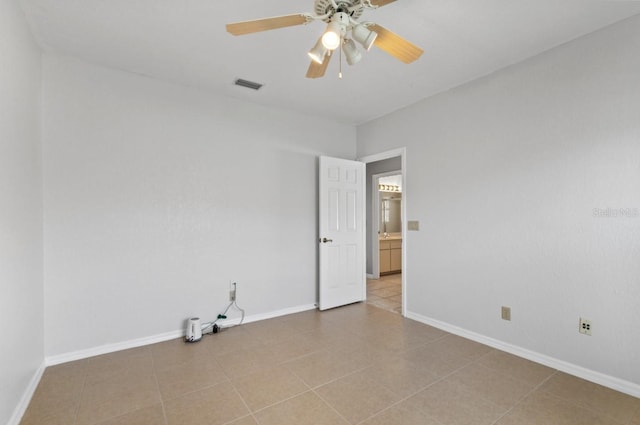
[339,37,343,79]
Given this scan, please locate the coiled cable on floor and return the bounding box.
[200,284,246,335]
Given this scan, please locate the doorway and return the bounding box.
[358,148,406,316]
[368,172,403,313]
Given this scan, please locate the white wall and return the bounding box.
[42,55,356,357]
[357,15,640,388]
[0,1,44,423]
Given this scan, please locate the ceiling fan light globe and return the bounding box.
[322,21,342,50]
[322,33,341,50]
[352,24,378,51]
[343,39,362,65]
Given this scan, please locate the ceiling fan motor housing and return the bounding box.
[332,12,351,34]
[314,0,365,22]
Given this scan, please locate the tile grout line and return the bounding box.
[247,390,312,416]
[469,351,553,389]
[352,377,444,424]
[71,362,88,425]
[352,353,481,424]
[150,360,170,425]
[310,387,356,425]
[296,355,384,392]
[227,384,261,425]
[155,376,231,405]
[154,340,325,422]
[228,369,320,424]
[223,338,330,422]
[488,369,560,425]
[242,355,362,424]
[528,373,634,425]
[273,347,336,370]
[351,344,506,425]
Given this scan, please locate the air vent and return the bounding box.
[234,78,263,91]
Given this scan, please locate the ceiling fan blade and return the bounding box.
[369,24,424,64]
[306,52,333,79]
[369,0,397,7]
[226,14,309,36]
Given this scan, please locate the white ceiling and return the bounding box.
[20,0,640,125]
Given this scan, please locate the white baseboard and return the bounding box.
[366,273,374,279]
[406,311,640,398]
[45,304,317,366]
[231,303,317,325]
[45,329,183,366]
[8,360,46,425]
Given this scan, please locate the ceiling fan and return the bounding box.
[226,0,424,79]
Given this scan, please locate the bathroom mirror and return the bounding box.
[380,194,402,234]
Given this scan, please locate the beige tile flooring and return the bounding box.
[22,303,640,425]
[366,273,402,314]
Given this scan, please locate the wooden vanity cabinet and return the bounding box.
[379,239,402,274]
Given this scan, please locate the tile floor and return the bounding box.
[366,273,402,314]
[21,303,640,425]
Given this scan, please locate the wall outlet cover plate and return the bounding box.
[579,318,592,335]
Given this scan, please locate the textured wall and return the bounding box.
[0,1,43,423]
[357,15,640,387]
[42,55,356,357]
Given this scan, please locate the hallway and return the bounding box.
[366,273,402,314]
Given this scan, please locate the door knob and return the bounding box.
[320,238,333,243]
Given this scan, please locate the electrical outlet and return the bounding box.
[579,318,592,336]
[501,306,511,321]
[229,281,236,302]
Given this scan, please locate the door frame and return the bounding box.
[371,170,402,280]
[358,148,407,317]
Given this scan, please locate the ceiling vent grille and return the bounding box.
[234,78,263,90]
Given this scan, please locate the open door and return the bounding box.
[318,156,366,310]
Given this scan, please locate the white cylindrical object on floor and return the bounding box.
[186,317,202,342]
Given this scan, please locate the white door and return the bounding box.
[318,156,366,310]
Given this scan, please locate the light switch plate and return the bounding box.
[408,220,420,231]
[501,306,511,321]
